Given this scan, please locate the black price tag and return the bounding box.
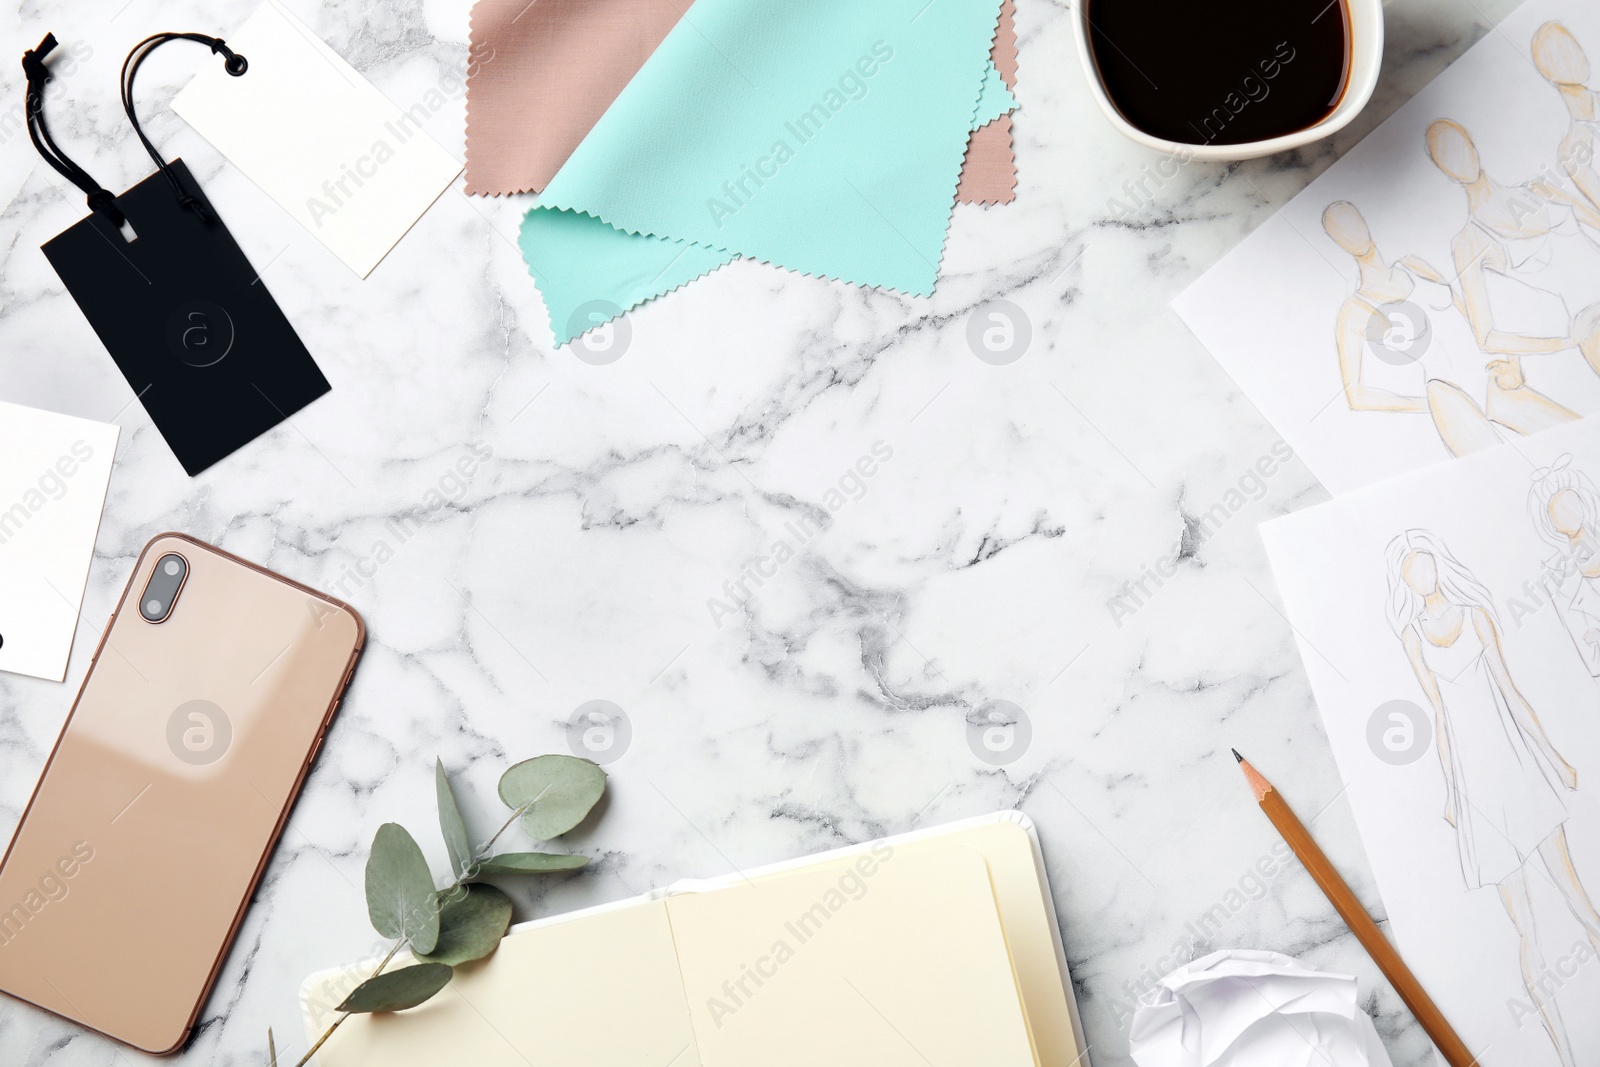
[24,32,330,476]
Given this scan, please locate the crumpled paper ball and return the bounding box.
[1128,949,1394,1067]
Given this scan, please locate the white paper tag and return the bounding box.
[0,402,118,682]
[173,0,463,278]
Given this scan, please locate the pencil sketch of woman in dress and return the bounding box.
[1528,456,1600,675]
[1427,119,1600,384]
[1323,200,1575,456]
[1386,530,1599,1065]
[1533,22,1600,216]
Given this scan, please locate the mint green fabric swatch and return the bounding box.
[520,209,736,345]
[520,0,1006,345]
[519,60,1012,346]
[975,59,1017,128]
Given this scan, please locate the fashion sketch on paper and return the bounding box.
[1528,455,1600,675]
[1534,22,1600,216]
[1385,530,1600,1065]
[1323,200,1576,457]
[1428,117,1600,384]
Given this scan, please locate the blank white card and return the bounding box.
[0,402,118,682]
[173,0,463,278]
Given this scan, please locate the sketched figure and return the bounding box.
[1528,456,1600,675]
[1533,22,1600,216]
[1427,119,1600,381]
[1324,200,1575,456]
[1386,530,1600,1065]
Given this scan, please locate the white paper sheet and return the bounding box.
[1129,950,1392,1067]
[1262,414,1600,1066]
[172,0,463,278]
[1176,0,1600,496]
[0,402,118,682]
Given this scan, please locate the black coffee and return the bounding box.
[1086,0,1351,146]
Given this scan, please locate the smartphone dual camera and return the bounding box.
[138,553,188,622]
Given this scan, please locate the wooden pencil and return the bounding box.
[1233,750,1478,1067]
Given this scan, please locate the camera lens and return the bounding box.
[140,553,188,623]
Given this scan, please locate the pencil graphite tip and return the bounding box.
[1231,748,1243,763]
[1236,753,1273,801]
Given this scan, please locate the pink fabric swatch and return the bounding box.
[465,0,687,196]
[957,0,1019,205]
[466,0,1021,201]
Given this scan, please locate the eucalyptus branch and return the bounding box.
[265,756,605,1067]
[291,939,405,1067]
[478,800,536,859]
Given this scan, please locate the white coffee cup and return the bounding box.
[1070,0,1385,161]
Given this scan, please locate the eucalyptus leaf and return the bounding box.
[472,852,590,876]
[365,823,441,955]
[435,759,474,881]
[498,755,606,839]
[415,883,513,966]
[335,963,453,1013]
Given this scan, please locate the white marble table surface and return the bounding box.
[0,0,1520,1063]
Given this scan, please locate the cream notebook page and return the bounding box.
[670,847,1038,1067]
[687,825,1078,1065]
[900,821,1080,1067]
[301,897,700,1066]
[304,841,1039,1066]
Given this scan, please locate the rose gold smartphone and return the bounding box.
[0,533,364,1054]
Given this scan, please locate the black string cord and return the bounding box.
[21,33,126,227]
[120,32,248,222]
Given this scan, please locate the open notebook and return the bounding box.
[300,812,1088,1066]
